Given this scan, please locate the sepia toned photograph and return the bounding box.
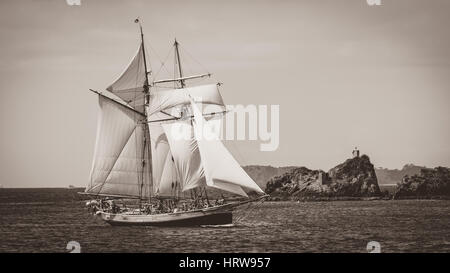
[0,0,449,261]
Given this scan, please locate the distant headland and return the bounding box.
[244,148,450,201]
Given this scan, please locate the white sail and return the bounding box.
[149,123,179,197]
[161,120,248,196]
[191,101,264,195]
[86,96,151,198]
[106,44,147,114]
[157,101,263,197]
[162,121,206,192]
[148,84,224,116]
[207,180,248,197]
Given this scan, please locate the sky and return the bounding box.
[0,0,449,187]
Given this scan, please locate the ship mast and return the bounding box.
[174,39,184,201]
[173,40,211,205]
[136,18,152,205]
[174,39,185,89]
[137,19,150,102]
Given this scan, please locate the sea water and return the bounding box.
[0,188,449,252]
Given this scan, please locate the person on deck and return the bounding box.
[157,200,164,213]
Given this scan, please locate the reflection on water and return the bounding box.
[0,188,449,252]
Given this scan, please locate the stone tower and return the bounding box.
[352,147,360,158]
[318,170,330,185]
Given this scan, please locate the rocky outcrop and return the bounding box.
[265,155,381,200]
[393,167,450,199]
[243,165,297,190]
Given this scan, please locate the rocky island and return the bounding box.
[393,167,450,199]
[265,154,382,201]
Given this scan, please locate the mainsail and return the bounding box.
[86,96,151,198]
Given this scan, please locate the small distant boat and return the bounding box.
[68,185,76,189]
[79,19,267,226]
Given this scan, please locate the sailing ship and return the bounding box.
[81,20,267,226]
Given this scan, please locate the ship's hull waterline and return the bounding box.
[97,202,241,227]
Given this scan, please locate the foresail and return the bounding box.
[207,180,248,197]
[149,123,179,197]
[161,121,206,192]
[191,101,265,195]
[106,44,147,114]
[148,84,225,117]
[86,96,151,198]
[153,100,263,197]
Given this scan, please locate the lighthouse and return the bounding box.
[352,147,360,158]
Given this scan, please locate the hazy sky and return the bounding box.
[1,0,449,187]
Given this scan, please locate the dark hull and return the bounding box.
[104,212,232,227]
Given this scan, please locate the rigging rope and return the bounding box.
[145,39,173,81]
[178,43,211,75]
[233,197,266,225]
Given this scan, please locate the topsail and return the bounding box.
[106,44,147,114]
[147,84,225,117]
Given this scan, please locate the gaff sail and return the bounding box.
[86,96,151,198]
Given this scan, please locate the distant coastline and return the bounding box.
[0,187,449,203]
[1,163,448,203]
